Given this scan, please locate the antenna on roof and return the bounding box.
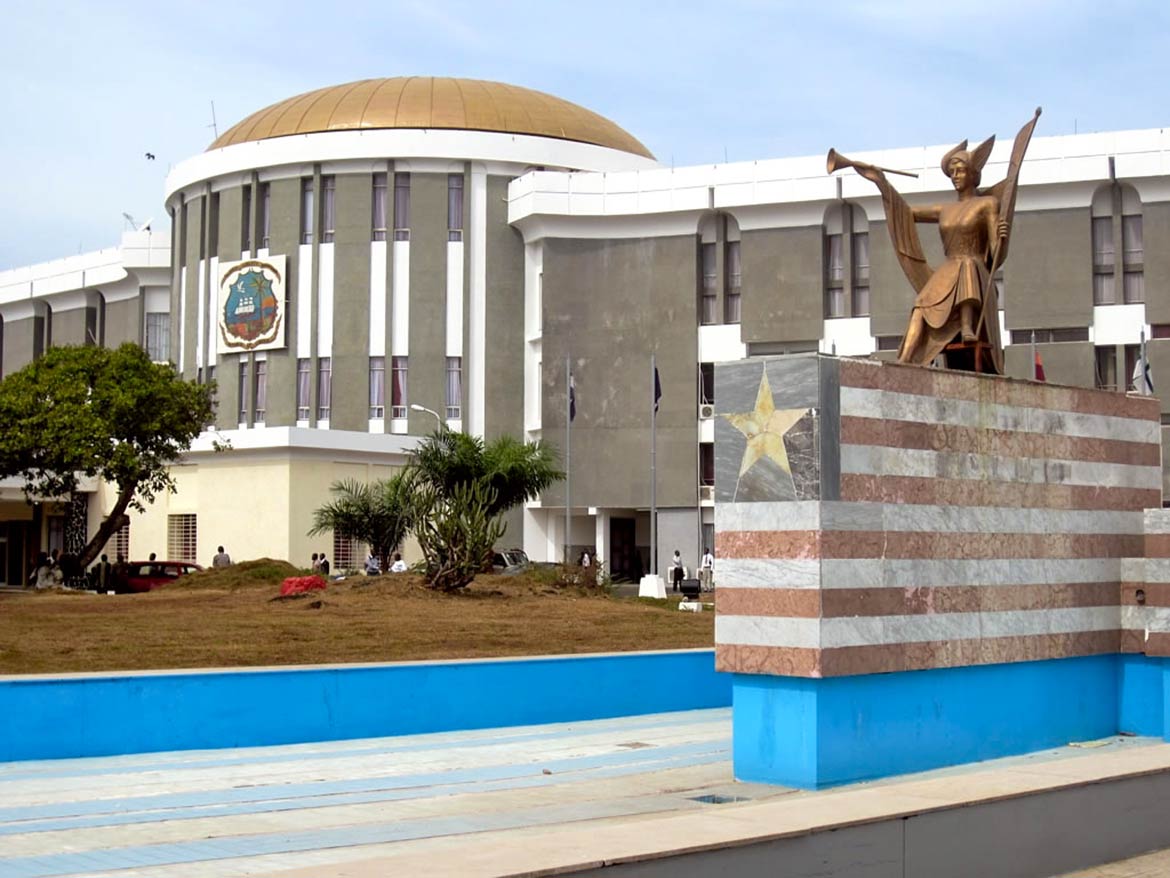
[209,100,219,139]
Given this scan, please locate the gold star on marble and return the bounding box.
[724,370,811,478]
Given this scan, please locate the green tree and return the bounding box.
[409,431,563,517]
[411,480,505,591]
[308,473,414,572]
[0,344,215,568]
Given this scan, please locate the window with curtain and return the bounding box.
[394,173,410,240]
[391,356,408,418]
[448,173,464,241]
[238,361,248,423]
[300,178,314,245]
[296,358,310,420]
[851,231,870,316]
[724,240,741,324]
[1123,214,1144,303]
[254,360,267,423]
[372,173,387,241]
[369,356,385,418]
[317,357,331,421]
[699,242,717,325]
[145,312,170,362]
[1091,215,1115,305]
[320,176,335,243]
[446,356,462,419]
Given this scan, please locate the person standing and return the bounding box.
[311,553,320,572]
[700,547,714,592]
[212,546,232,568]
[671,550,684,593]
[319,554,330,576]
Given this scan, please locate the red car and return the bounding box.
[118,561,203,593]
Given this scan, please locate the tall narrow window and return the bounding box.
[699,242,717,325]
[1091,215,1115,305]
[259,182,271,249]
[699,363,715,406]
[391,356,408,418]
[699,443,715,487]
[208,192,220,256]
[394,172,410,240]
[320,176,335,243]
[254,360,267,423]
[300,178,314,245]
[238,361,248,423]
[1095,346,1118,391]
[1125,343,1140,391]
[448,173,464,241]
[724,240,741,324]
[241,184,252,252]
[296,358,310,420]
[1122,213,1144,304]
[446,356,462,419]
[825,233,845,317]
[145,313,170,361]
[372,173,388,241]
[369,356,385,418]
[851,231,870,316]
[317,357,331,420]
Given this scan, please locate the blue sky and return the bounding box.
[1,0,1167,269]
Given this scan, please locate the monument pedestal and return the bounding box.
[714,355,1163,788]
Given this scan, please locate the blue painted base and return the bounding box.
[733,654,1170,789]
[0,649,731,763]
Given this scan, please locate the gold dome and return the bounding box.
[209,76,654,159]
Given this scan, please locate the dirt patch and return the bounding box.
[0,562,713,674]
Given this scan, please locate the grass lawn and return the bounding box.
[0,560,714,675]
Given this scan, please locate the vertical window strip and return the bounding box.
[301,178,314,245]
[391,356,408,418]
[448,173,464,241]
[321,176,336,243]
[446,356,462,419]
[145,313,170,362]
[296,358,310,420]
[372,173,388,241]
[238,361,248,423]
[394,173,410,240]
[369,356,385,418]
[254,360,267,422]
[167,514,197,563]
[241,185,252,252]
[700,242,717,325]
[724,240,741,324]
[317,357,332,420]
[260,183,271,249]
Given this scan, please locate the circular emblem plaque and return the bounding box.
[220,260,282,350]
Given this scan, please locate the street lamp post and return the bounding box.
[409,403,444,433]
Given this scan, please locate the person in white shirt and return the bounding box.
[671,550,684,593]
[212,546,232,568]
[699,547,714,591]
[389,553,408,573]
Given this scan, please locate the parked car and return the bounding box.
[117,560,203,593]
[491,549,530,575]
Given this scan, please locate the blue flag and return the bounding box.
[653,367,661,415]
[569,374,577,422]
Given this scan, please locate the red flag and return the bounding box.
[1034,352,1046,382]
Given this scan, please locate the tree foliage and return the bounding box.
[308,473,414,571]
[0,344,215,567]
[409,431,563,518]
[411,480,505,592]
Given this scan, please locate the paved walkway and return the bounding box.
[2,706,1169,877]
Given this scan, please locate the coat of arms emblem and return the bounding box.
[218,258,285,352]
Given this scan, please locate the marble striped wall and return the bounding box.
[1121,509,1170,657]
[713,355,1162,679]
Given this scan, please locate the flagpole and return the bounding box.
[1031,329,1036,380]
[1142,329,1148,393]
[565,354,571,564]
[650,352,657,576]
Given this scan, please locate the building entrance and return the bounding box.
[609,517,636,582]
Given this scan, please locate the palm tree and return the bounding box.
[308,472,414,572]
[408,431,563,517]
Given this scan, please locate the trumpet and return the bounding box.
[826,148,919,179]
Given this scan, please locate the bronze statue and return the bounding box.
[828,109,1041,374]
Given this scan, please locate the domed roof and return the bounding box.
[209,76,654,159]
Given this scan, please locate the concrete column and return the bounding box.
[593,508,610,570]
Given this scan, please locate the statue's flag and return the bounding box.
[569,374,577,422]
[1133,353,1154,396]
[653,367,662,415]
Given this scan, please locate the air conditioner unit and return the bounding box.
[699,403,715,420]
[699,485,715,503]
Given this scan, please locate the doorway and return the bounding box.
[609,517,636,582]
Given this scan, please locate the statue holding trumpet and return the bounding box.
[827,109,1041,374]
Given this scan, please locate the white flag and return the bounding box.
[1132,353,1154,396]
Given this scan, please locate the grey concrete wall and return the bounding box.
[51,309,86,347]
[1003,341,1095,388]
[1004,208,1092,330]
[1,316,35,375]
[865,214,946,339]
[541,235,698,509]
[739,226,822,344]
[1143,202,1170,324]
[407,173,447,436]
[329,174,373,432]
[263,178,302,427]
[657,507,699,586]
[484,174,525,441]
[103,298,140,349]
